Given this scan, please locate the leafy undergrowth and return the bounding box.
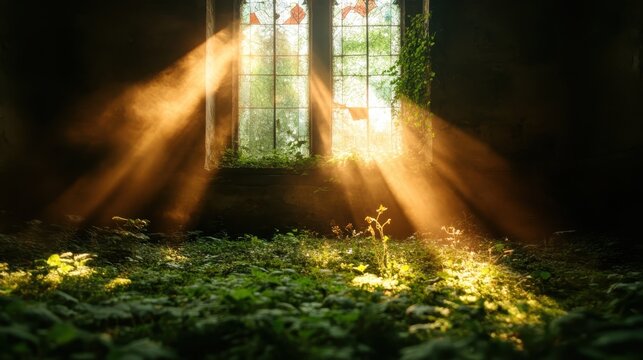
[1,221,642,359]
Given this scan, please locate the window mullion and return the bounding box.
[366,1,371,153]
[272,0,277,150]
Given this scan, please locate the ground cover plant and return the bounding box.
[1,210,642,359]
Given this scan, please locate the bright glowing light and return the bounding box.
[105,277,132,291]
[49,28,237,229]
[0,263,31,295]
[331,0,402,158]
[44,253,95,285]
[351,273,405,291]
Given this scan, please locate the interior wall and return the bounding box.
[0,0,205,220]
[430,0,643,233]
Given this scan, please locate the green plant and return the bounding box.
[219,147,322,170]
[387,13,435,155]
[441,226,463,248]
[365,205,392,276]
[3,219,643,359]
[112,216,150,241]
[44,252,95,284]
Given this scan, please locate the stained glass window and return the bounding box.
[239,0,309,158]
[332,0,402,158]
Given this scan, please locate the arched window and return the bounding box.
[332,0,402,158]
[238,0,310,158]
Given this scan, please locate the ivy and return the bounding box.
[387,13,436,154]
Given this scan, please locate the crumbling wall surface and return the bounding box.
[430,0,643,232]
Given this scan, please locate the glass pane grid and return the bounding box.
[332,0,402,158]
[239,0,310,157]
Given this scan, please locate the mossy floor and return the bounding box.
[1,219,642,359]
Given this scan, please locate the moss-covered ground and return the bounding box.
[1,217,642,359]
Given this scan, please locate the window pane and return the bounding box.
[369,75,394,107]
[276,109,309,156]
[343,55,368,76]
[276,56,298,75]
[332,109,368,157]
[333,28,344,56]
[298,56,308,75]
[334,76,367,108]
[240,55,273,75]
[369,107,396,154]
[239,108,274,155]
[369,55,395,76]
[276,25,300,56]
[239,75,275,108]
[276,76,307,108]
[335,0,367,26]
[368,26,391,55]
[242,0,275,25]
[342,26,367,55]
[370,0,398,26]
[332,0,401,158]
[244,75,274,108]
[239,0,309,157]
[240,25,274,56]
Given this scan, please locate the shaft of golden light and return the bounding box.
[328,162,380,227]
[355,99,440,232]
[49,29,236,225]
[373,160,440,231]
[310,64,333,155]
[431,115,552,240]
[328,95,551,239]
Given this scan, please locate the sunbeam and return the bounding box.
[325,95,554,240]
[48,28,236,229]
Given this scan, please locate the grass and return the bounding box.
[0,219,642,359]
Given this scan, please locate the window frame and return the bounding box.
[206,0,426,169]
[331,0,405,158]
[236,0,312,157]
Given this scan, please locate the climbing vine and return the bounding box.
[388,14,435,155]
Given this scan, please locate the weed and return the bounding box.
[365,204,392,276]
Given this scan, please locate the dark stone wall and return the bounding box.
[430,0,643,232]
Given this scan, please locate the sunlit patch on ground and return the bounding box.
[0,220,642,359]
[104,277,132,291]
[416,233,565,349]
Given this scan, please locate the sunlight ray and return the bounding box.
[48,29,236,228]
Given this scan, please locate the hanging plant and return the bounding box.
[387,13,435,154]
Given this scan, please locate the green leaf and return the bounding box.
[353,264,369,274]
[538,271,552,280]
[47,323,79,347]
[54,290,79,305]
[594,330,643,347]
[0,325,39,344]
[47,254,61,267]
[230,288,253,301]
[108,338,175,360]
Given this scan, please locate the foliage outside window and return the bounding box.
[332,0,402,159]
[238,0,310,160]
